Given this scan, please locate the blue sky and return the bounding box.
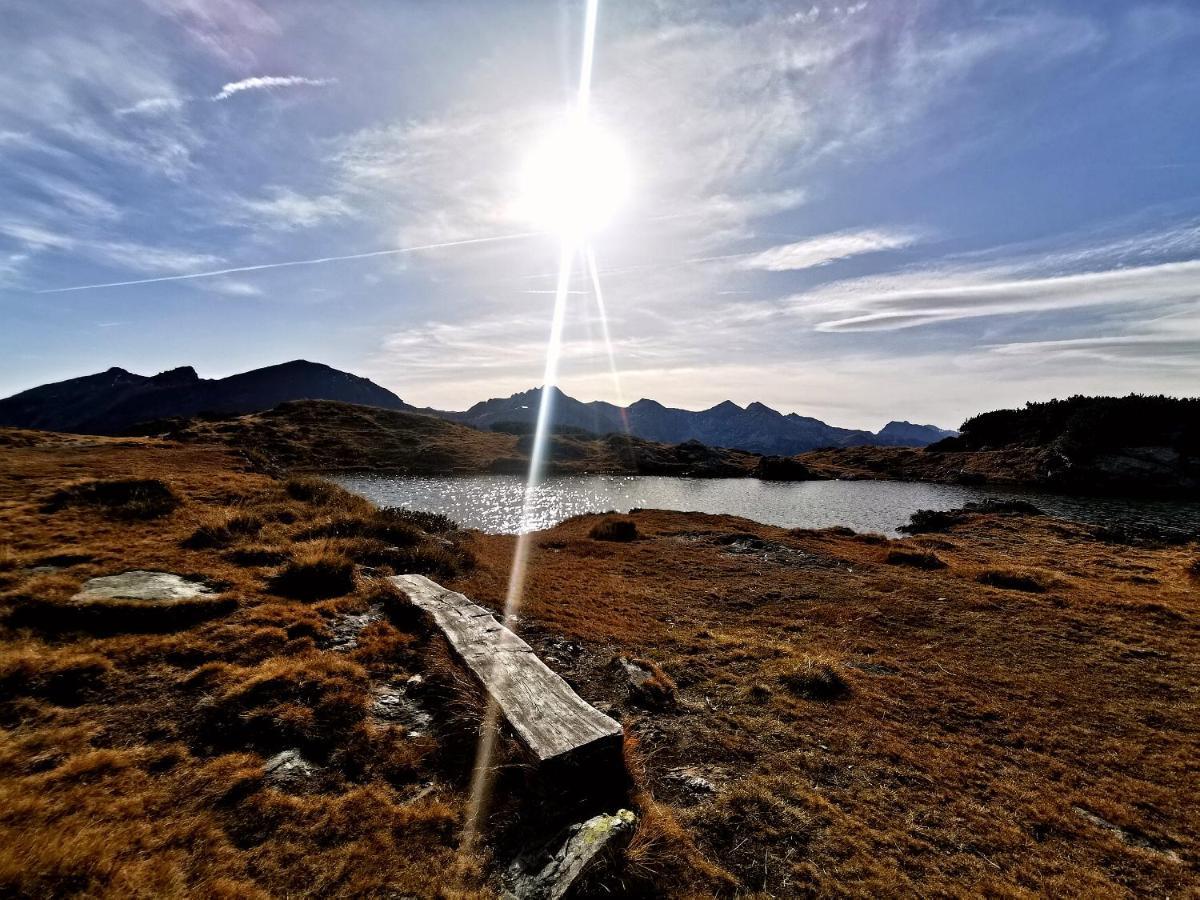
[2,0,1198,429]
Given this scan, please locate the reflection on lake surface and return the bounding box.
[330,473,1200,536]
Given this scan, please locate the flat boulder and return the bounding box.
[72,570,215,603]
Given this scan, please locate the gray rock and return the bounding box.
[72,570,214,602]
[1073,806,1181,863]
[664,767,717,804]
[505,809,637,900]
[263,749,317,785]
[371,685,433,736]
[325,603,384,652]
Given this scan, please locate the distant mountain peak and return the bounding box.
[150,366,199,385]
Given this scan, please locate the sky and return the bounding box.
[2,0,1199,430]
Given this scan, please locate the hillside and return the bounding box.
[171,400,764,478]
[0,361,418,435]
[803,395,1200,496]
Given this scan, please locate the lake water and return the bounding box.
[330,473,1200,537]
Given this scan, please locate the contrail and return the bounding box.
[35,231,542,294]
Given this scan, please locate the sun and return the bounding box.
[517,114,630,238]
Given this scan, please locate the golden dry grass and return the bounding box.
[0,431,491,898]
[455,507,1200,896]
[2,427,1197,896]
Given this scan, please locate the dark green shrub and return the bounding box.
[899,508,964,534]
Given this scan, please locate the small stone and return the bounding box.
[263,749,316,785]
[664,767,717,805]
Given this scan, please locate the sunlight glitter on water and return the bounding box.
[329,473,1200,537]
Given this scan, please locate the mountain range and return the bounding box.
[0,361,956,453]
[447,386,955,453]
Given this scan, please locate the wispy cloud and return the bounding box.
[207,279,263,297]
[232,187,351,230]
[116,96,185,117]
[212,75,335,101]
[989,313,1200,367]
[803,259,1200,332]
[0,220,220,275]
[742,229,919,272]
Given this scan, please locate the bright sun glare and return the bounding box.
[518,114,630,236]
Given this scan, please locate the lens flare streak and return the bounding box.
[463,2,607,844]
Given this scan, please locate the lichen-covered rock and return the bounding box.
[505,809,637,900]
[72,570,214,602]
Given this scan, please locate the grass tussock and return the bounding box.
[183,510,264,548]
[885,548,947,570]
[590,517,640,542]
[0,648,111,704]
[197,652,370,753]
[976,568,1048,593]
[629,657,678,709]
[268,544,356,601]
[294,513,424,547]
[222,545,290,567]
[283,475,342,505]
[43,477,180,520]
[779,655,852,700]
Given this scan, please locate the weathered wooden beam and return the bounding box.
[390,574,624,772]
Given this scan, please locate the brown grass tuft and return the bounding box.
[294,513,424,547]
[780,655,852,700]
[378,507,459,534]
[0,649,111,704]
[183,510,264,548]
[199,653,370,753]
[976,568,1048,593]
[885,548,947,570]
[222,545,290,567]
[268,544,356,601]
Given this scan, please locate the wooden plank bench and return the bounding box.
[389,574,624,774]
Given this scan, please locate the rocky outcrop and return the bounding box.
[504,809,637,900]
